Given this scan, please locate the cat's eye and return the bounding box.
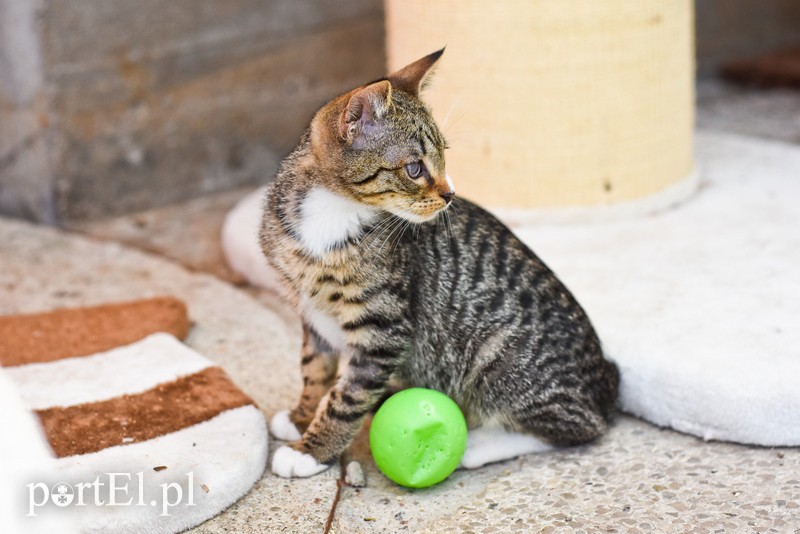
[405,161,423,179]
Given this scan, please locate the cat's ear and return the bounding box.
[388,48,445,96]
[338,80,392,144]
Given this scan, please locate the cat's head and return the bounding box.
[310,49,453,223]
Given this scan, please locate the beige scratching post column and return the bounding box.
[385,0,696,221]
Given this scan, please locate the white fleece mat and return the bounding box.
[1,333,268,534]
[224,131,800,446]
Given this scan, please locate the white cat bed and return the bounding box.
[222,188,281,293]
[0,369,78,534]
[222,131,800,446]
[1,333,268,533]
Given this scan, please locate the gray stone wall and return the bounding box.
[0,0,384,222]
[0,0,57,222]
[4,1,800,222]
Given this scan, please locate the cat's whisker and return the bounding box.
[439,99,460,133]
[442,109,467,137]
[361,215,396,245]
[366,220,401,255]
[375,215,408,254]
[387,222,404,258]
[390,220,414,259]
[381,218,407,251]
[399,221,416,257]
[444,208,456,248]
[359,223,387,251]
[379,221,404,255]
[362,214,403,252]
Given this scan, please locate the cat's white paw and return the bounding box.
[270,410,302,441]
[271,446,330,478]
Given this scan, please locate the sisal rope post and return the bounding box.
[385,0,696,213]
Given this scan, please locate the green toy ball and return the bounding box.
[369,388,467,488]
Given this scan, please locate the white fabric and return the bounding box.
[223,131,800,446]
[221,186,281,292]
[2,334,268,532]
[6,333,212,410]
[55,406,268,534]
[0,368,78,534]
[512,131,800,446]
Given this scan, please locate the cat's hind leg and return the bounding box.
[514,394,609,448]
[460,425,553,469]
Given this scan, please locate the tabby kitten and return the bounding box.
[260,50,619,478]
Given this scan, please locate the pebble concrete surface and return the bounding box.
[1,218,798,533]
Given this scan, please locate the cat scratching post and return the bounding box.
[385,0,696,219]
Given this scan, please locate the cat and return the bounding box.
[260,49,619,478]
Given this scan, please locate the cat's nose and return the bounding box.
[438,173,455,204]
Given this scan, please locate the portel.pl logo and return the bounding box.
[27,472,196,517]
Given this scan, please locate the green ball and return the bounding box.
[369,388,467,488]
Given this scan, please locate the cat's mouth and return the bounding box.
[396,209,440,223]
[387,199,449,224]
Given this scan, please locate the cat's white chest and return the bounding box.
[298,187,378,258]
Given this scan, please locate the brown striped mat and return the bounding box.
[0,296,190,366]
[0,298,268,534]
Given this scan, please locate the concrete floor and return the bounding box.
[47,80,800,532]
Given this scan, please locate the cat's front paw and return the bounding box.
[270,410,302,441]
[271,445,330,478]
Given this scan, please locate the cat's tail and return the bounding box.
[596,358,621,419]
